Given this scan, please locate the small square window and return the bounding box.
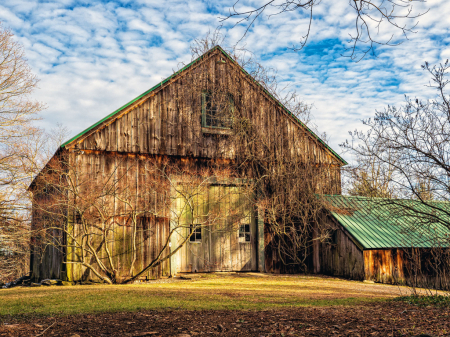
[239,224,251,242]
[202,91,234,129]
[190,224,202,243]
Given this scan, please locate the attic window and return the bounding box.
[239,224,251,243]
[189,224,202,243]
[201,91,234,129]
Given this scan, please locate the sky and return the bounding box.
[1,0,449,161]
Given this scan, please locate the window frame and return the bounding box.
[239,223,251,243]
[201,90,234,129]
[189,224,202,243]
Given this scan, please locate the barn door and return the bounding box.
[172,183,257,273]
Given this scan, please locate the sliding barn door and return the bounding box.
[172,184,257,273]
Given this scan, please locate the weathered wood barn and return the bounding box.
[29,46,450,287]
[317,195,450,287]
[29,46,345,282]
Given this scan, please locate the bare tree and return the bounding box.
[343,147,398,198]
[342,61,450,210]
[0,23,46,283]
[342,61,450,291]
[32,154,243,284]
[232,104,339,272]
[191,36,340,271]
[221,0,427,61]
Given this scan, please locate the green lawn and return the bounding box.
[0,273,400,317]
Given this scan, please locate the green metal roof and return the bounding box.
[323,195,450,249]
[61,46,346,165]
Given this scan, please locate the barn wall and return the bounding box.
[31,151,172,282]
[364,248,450,289]
[30,153,66,282]
[263,213,365,277]
[364,249,406,284]
[30,232,63,282]
[67,151,171,282]
[316,215,365,280]
[31,151,262,281]
[319,229,365,280]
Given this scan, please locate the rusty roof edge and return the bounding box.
[60,45,347,165]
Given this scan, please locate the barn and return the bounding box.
[29,45,345,283]
[317,195,450,288]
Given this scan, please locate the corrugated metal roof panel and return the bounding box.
[323,195,450,249]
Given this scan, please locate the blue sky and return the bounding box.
[1,0,449,159]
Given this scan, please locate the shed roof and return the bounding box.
[60,45,346,165]
[323,195,450,249]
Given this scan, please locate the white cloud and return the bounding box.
[0,0,448,162]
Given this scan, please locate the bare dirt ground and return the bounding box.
[1,301,450,337]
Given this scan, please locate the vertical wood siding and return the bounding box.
[67,152,171,282]
[319,229,365,280]
[364,249,406,284]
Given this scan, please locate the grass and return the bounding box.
[394,294,450,307]
[0,273,399,317]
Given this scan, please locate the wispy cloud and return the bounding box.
[0,0,449,161]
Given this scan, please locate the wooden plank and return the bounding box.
[155,93,161,154]
[138,104,145,153]
[126,111,132,153]
[166,84,173,156]
[148,98,154,154]
[132,107,139,153]
[117,115,123,153]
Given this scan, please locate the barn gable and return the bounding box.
[61,46,346,166]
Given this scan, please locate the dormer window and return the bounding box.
[201,91,234,129]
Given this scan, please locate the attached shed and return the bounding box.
[318,195,450,287]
